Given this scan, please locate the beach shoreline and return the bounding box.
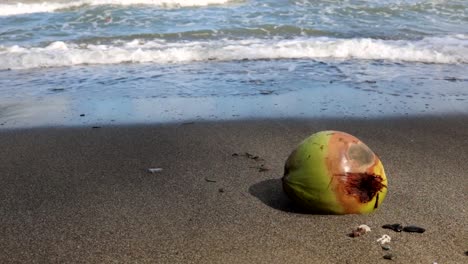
[1,115,467,263]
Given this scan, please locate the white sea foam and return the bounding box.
[0,0,234,16]
[1,36,467,70]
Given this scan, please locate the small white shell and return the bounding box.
[358,224,371,233]
[377,234,391,244]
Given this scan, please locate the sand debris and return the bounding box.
[232,152,263,161]
[147,168,163,173]
[258,164,270,172]
[250,164,270,172]
[233,152,270,172]
[204,178,217,183]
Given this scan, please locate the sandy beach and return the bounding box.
[1,0,467,263]
[0,115,467,263]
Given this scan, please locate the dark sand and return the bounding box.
[1,116,467,263]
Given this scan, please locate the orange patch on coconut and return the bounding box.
[326,132,386,213]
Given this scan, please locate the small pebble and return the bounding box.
[403,225,425,233]
[382,224,403,232]
[381,245,391,251]
[383,253,395,260]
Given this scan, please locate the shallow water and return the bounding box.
[0,0,467,127]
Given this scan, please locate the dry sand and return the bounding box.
[0,116,467,263]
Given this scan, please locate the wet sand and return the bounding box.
[0,116,467,263]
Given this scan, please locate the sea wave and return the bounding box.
[72,26,334,44]
[1,35,467,70]
[0,0,235,16]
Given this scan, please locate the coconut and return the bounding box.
[282,131,388,214]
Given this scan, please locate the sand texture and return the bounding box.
[0,116,467,263]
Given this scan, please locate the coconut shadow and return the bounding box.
[249,178,327,215]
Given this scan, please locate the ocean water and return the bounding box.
[0,0,467,127]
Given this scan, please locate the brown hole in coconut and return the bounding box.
[345,173,385,203]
